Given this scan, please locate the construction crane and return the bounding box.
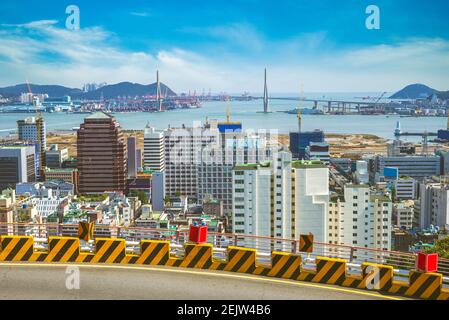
[372,91,387,113]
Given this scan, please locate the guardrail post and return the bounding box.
[291,240,297,254]
[234,235,238,247]
[349,247,355,262]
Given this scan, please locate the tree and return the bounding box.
[129,190,149,204]
[424,236,449,259]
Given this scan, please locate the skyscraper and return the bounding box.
[17,116,46,170]
[77,112,127,194]
[143,125,165,172]
[127,137,137,178]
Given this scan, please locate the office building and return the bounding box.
[305,142,330,163]
[232,151,329,248]
[127,137,137,178]
[77,112,127,194]
[17,116,46,169]
[289,130,324,160]
[0,146,36,191]
[151,171,165,211]
[376,155,441,180]
[144,125,165,172]
[136,149,142,171]
[44,168,78,193]
[328,185,392,250]
[46,145,69,168]
[395,177,417,200]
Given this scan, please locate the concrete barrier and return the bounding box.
[0,235,448,300]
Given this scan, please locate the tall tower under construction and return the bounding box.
[263,68,269,113]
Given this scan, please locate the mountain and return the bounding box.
[0,82,177,99]
[72,82,177,100]
[389,84,437,99]
[0,84,82,98]
[437,91,449,100]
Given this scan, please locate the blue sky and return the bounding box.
[0,0,448,93]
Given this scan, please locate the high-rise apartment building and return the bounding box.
[232,151,329,248]
[197,128,276,214]
[328,185,392,250]
[77,112,127,194]
[17,116,46,170]
[144,125,165,172]
[164,123,219,199]
[0,146,36,191]
[419,181,449,229]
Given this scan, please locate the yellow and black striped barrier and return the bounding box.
[405,271,442,300]
[45,237,80,263]
[298,257,346,286]
[0,236,36,262]
[224,246,257,274]
[0,235,448,300]
[342,262,394,291]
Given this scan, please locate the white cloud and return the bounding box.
[130,11,150,17]
[1,19,58,28]
[0,20,448,93]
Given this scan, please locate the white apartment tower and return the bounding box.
[232,151,329,249]
[328,185,392,250]
[143,125,165,172]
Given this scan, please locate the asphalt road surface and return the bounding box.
[0,263,403,300]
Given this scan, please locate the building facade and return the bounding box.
[376,155,441,180]
[232,152,329,248]
[77,112,127,194]
[17,116,46,169]
[0,146,36,191]
[328,185,392,250]
[143,126,165,172]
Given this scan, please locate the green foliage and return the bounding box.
[75,194,108,202]
[424,236,449,259]
[129,190,149,204]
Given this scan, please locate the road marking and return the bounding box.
[0,262,405,300]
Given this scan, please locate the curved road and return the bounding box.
[0,263,404,300]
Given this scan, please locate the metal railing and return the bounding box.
[1,222,449,278]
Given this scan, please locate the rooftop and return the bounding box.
[85,112,113,120]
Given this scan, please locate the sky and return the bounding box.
[0,0,448,93]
